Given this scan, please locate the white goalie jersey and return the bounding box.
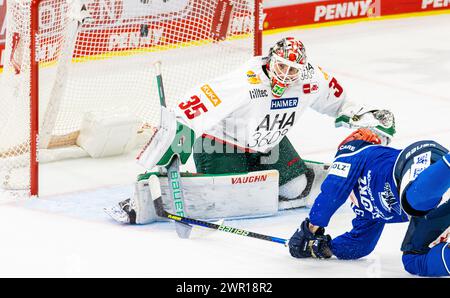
[174,56,349,153]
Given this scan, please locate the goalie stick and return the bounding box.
[154,61,192,239]
[148,173,287,245]
[151,193,288,245]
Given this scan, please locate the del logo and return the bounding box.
[329,161,351,178]
[246,70,261,84]
[200,84,221,107]
[270,97,298,110]
[232,174,267,184]
[303,82,319,94]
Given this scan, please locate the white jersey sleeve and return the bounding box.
[309,65,348,118]
[308,65,395,140]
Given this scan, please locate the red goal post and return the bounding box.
[0,0,263,197]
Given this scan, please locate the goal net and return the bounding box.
[0,0,262,197]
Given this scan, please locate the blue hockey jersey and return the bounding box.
[309,140,410,260]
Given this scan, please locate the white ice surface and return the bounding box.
[1,14,450,277]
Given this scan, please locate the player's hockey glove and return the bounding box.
[335,105,395,145]
[288,218,333,259]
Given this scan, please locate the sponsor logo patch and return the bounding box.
[303,82,319,94]
[231,174,267,184]
[405,143,436,159]
[329,161,351,178]
[256,112,296,132]
[379,183,401,215]
[200,84,222,107]
[318,66,329,80]
[270,97,299,110]
[339,144,356,152]
[410,151,431,181]
[249,88,269,99]
[247,70,261,84]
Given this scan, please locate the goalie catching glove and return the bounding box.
[288,218,333,259]
[335,102,396,145]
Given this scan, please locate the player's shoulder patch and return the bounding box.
[246,70,262,84]
[335,140,376,157]
[244,57,266,85]
[328,161,351,178]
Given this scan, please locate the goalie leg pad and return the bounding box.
[106,170,279,224]
[156,170,280,220]
[132,178,160,224]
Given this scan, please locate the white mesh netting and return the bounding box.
[0,0,259,196]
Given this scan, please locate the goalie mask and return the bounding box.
[266,37,307,98]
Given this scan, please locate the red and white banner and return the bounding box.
[0,0,255,68]
[1,0,450,68]
[264,0,450,29]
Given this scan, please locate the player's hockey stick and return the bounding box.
[150,189,288,246]
[154,61,192,239]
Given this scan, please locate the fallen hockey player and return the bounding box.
[288,128,450,277]
[106,37,396,224]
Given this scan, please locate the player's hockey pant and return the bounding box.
[401,200,450,276]
[406,153,450,212]
[192,136,308,186]
[394,140,449,216]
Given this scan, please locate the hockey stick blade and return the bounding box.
[174,220,192,239]
[152,192,192,239]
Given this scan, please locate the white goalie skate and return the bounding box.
[104,198,136,224]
